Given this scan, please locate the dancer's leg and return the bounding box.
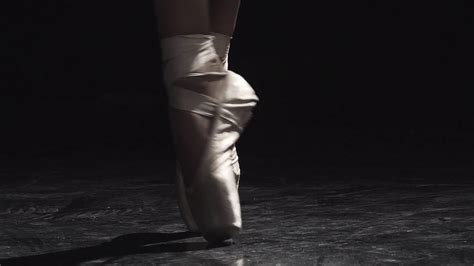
[154,0,221,183]
[154,0,258,243]
[154,0,223,235]
[210,0,240,68]
[154,0,210,38]
[210,0,241,36]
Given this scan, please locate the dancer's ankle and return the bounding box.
[211,32,232,69]
[160,34,227,99]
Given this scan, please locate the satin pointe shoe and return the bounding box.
[161,34,258,242]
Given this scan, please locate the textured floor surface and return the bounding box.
[0,158,473,265]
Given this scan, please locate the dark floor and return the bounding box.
[0,154,474,265]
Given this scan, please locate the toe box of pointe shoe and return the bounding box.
[202,224,240,243]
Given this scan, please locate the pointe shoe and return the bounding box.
[212,32,242,187]
[161,35,258,242]
[175,33,241,233]
[176,145,240,233]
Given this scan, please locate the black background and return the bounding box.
[2,1,474,177]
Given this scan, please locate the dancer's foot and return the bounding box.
[161,34,258,242]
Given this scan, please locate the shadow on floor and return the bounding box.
[0,231,231,265]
